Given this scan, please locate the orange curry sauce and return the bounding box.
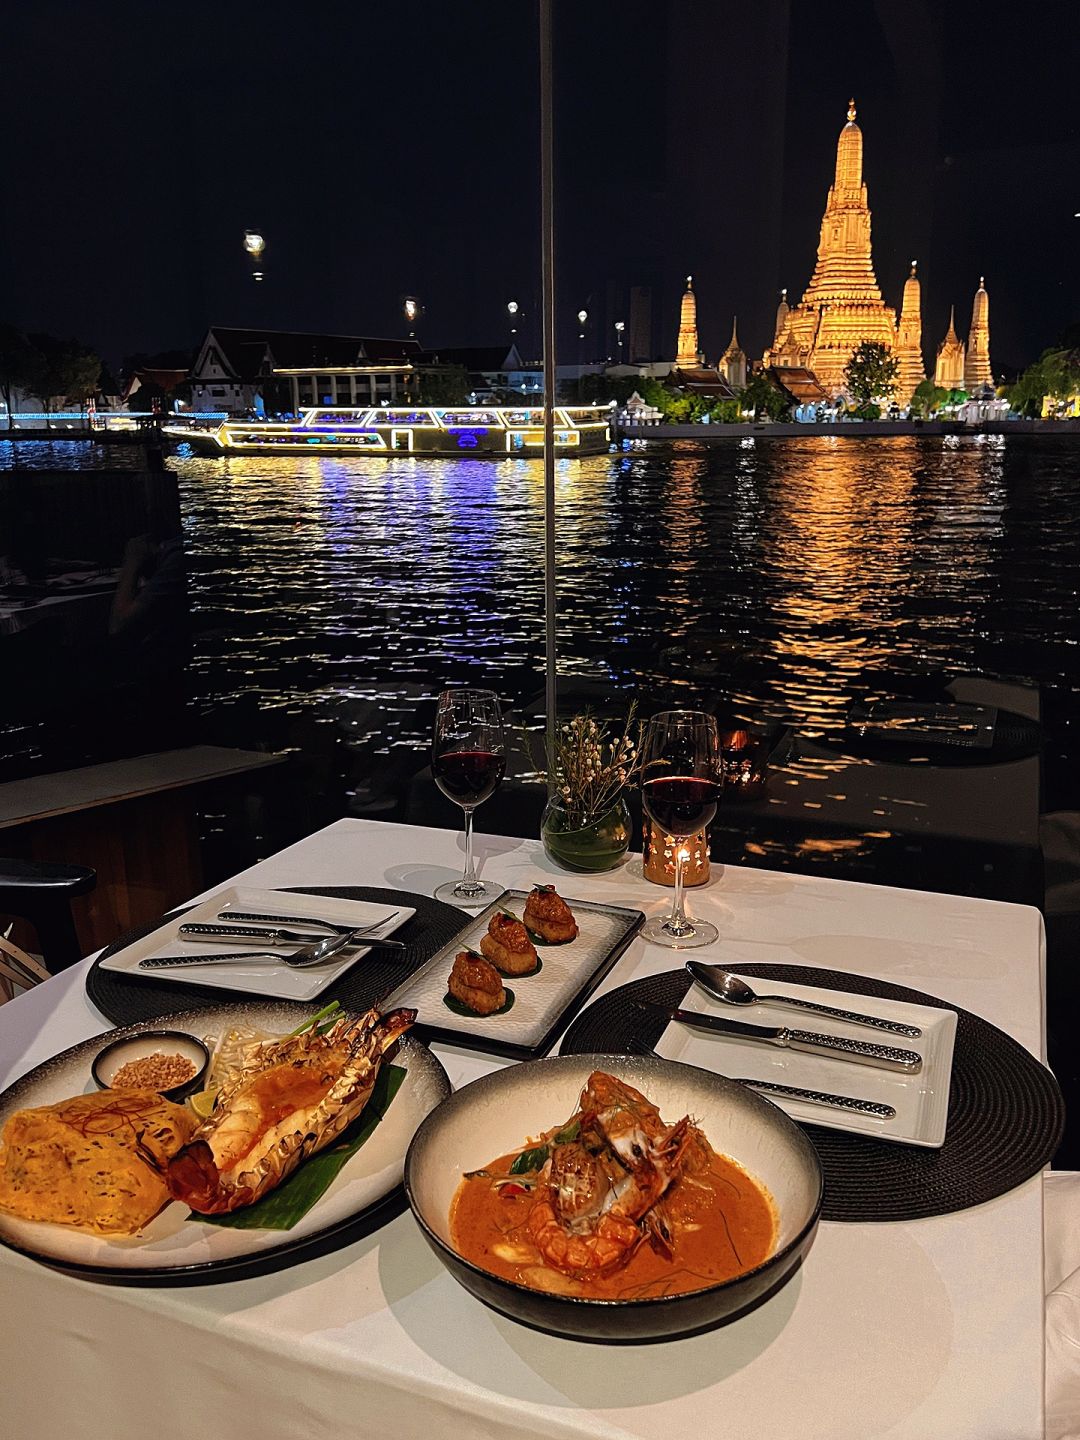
[451,1147,776,1300]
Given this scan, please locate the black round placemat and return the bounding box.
[559,964,1064,1223]
[86,887,469,1028]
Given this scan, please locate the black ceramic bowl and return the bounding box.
[91,1029,210,1102]
[404,1052,823,1342]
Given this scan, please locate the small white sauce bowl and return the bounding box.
[91,1029,210,1102]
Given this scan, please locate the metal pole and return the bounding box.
[539,0,558,794]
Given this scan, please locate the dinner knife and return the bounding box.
[179,922,405,950]
[643,1004,922,1073]
[733,1077,896,1118]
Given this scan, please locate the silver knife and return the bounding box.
[217,910,401,934]
[647,1004,922,1073]
[732,1077,896,1118]
[179,922,405,950]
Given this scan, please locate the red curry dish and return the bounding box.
[450,1072,775,1300]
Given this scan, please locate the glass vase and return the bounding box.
[541,792,632,873]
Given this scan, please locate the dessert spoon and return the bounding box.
[686,961,922,1038]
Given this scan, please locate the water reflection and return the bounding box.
[3,436,1079,805]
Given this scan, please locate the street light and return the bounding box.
[243,230,265,282]
[614,320,625,362]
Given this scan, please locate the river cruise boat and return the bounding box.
[157,404,615,456]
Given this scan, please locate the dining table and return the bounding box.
[0,816,1051,1440]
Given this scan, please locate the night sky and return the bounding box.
[1,0,1075,374]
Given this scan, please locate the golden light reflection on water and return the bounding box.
[150,435,1080,770]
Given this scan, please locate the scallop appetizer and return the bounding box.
[480,911,539,976]
[523,884,579,943]
[448,950,507,1015]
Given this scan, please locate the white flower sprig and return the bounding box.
[535,704,641,831]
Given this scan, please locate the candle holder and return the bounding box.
[719,723,772,801]
[642,819,710,887]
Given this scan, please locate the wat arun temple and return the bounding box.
[676,100,994,407]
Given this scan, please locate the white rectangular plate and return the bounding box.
[97,887,415,1002]
[381,890,644,1058]
[655,975,957,1147]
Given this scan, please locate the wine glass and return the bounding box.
[640,709,722,947]
[432,688,507,905]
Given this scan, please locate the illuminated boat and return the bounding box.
[158,404,615,456]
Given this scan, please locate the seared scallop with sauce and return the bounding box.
[523,885,578,944]
[480,912,538,976]
[448,950,506,1015]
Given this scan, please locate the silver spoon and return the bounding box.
[685,961,923,1038]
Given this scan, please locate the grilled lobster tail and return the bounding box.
[163,1006,415,1215]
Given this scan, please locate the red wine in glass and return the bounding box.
[432,689,506,905]
[433,749,507,808]
[642,776,720,836]
[639,711,722,948]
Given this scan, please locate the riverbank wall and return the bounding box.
[619,418,1080,441]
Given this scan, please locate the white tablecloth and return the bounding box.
[0,819,1050,1440]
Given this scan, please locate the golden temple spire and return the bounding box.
[720,315,747,389]
[773,287,790,347]
[834,96,864,194]
[894,259,925,406]
[675,273,701,370]
[965,275,992,391]
[935,304,966,389]
[764,97,894,389]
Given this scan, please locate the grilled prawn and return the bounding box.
[163,1007,414,1215]
[526,1072,694,1277]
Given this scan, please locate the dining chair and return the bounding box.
[0,928,50,1003]
[0,857,96,973]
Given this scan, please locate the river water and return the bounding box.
[3,433,1080,812]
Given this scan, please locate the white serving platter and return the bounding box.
[381,890,644,1059]
[98,887,414,1003]
[655,973,957,1148]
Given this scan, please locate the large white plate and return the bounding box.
[0,1000,450,1280]
[655,975,957,1148]
[98,887,415,1002]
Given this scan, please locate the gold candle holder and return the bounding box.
[642,818,710,887]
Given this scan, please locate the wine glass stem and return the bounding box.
[461,807,478,888]
[667,845,693,937]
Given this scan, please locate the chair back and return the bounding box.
[0,929,50,1004]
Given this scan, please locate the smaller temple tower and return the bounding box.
[772,289,790,351]
[894,261,925,407]
[964,277,993,392]
[675,275,702,370]
[934,306,966,390]
[719,317,747,390]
